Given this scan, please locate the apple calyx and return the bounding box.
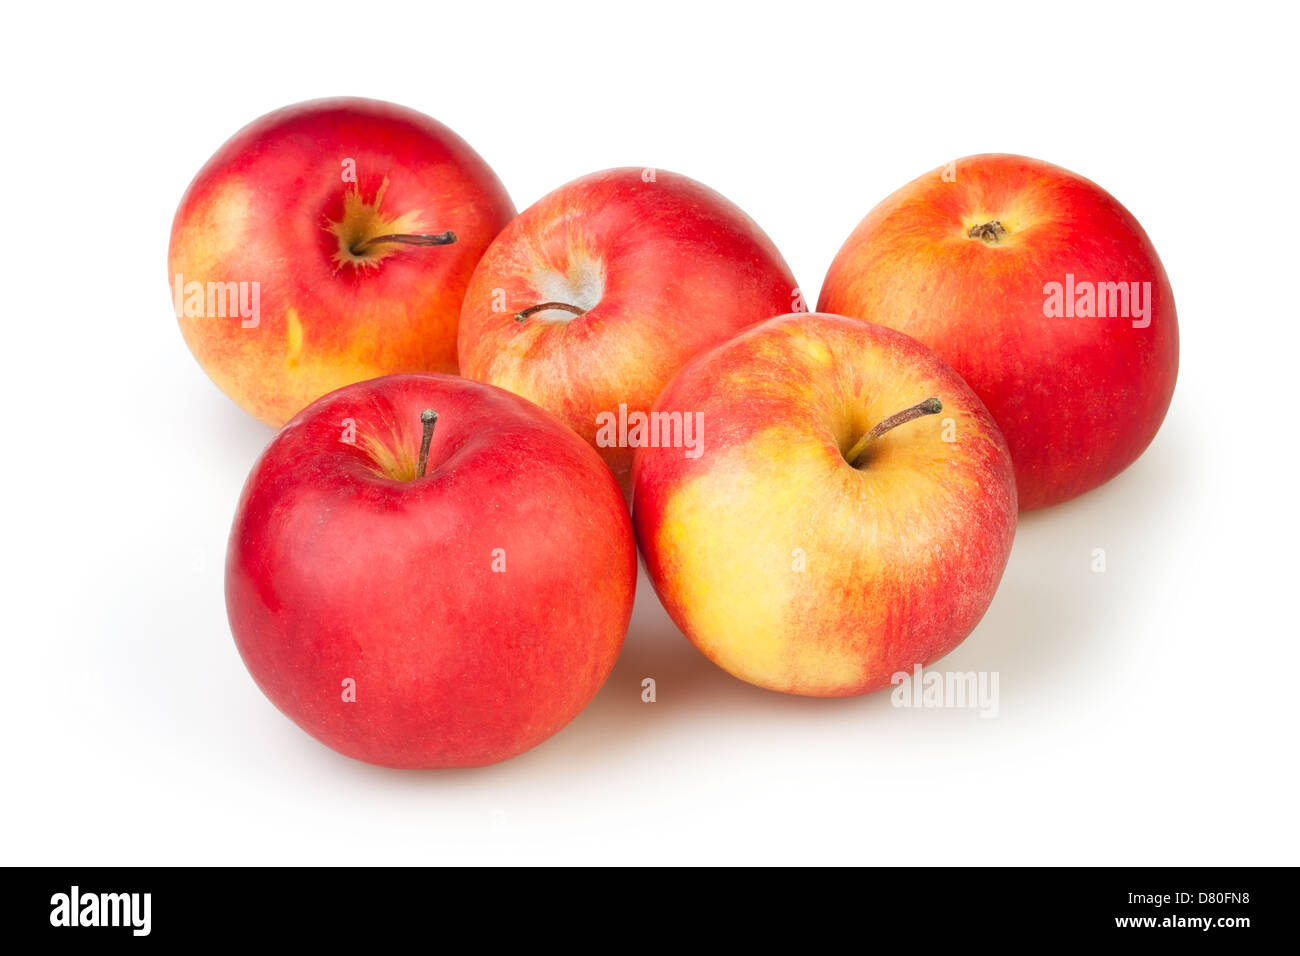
[514,302,588,323]
[417,409,439,479]
[845,397,943,468]
[967,220,1008,244]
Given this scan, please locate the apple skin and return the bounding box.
[457,167,799,473]
[632,313,1016,698]
[818,154,1178,511]
[225,373,635,768]
[170,97,515,427]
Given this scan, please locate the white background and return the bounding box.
[3,1,1297,865]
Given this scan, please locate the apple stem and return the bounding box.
[417,409,438,479]
[846,397,943,468]
[351,231,457,255]
[514,302,587,323]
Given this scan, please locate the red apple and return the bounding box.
[457,167,799,473]
[170,97,515,427]
[632,313,1016,697]
[818,153,1178,510]
[226,373,636,768]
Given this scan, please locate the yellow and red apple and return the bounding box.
[819,153,1178,510]
[457,168,799,473]
[169,97,515,426]
[226,373,636,768]
[632,313,1016,697]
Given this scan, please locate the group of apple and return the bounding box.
[170,97,1178,768]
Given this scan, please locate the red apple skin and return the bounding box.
[170,98,515,427]
[818,154,1178,511]
[226,373,635,768]
[457,167,799,473]
[632,313,1016,698]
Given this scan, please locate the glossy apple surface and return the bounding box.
[632,313,1016,697]
[170,97,515,426]
[226,373,635,768]
[818,153,1178,510]
[457,167,799,472]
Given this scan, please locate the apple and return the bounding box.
[170,97,515,427]
[225,373,636,768]
[632,313,1016,697]
[457,167,799,473]
[818,153,1178,510]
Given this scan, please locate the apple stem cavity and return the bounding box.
[417,409,439,479]
[967,220,1008,244]
[514,302,587,323]
[350,231,458,255]
[846,397,943,468]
